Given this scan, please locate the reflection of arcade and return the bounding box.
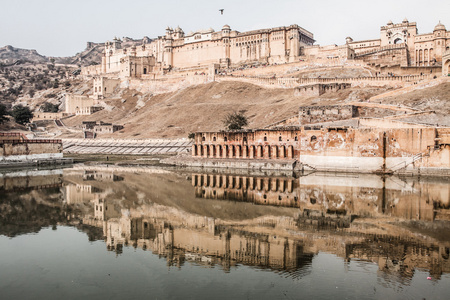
[193,173,298,207]
[82,171,124,182]
[192,173,450,222]
[62,168,450,281]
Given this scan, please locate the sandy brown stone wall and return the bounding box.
[2,141,62,157]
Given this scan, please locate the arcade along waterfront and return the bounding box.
[1,166,450,299]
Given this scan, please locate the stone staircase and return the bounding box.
[389,152,427,173]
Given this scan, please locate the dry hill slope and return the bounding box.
[62,81,391,139]
[376,82,450,114]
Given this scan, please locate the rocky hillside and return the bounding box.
[0,45,48,65]
[58,81,390,139]
[1,37,152,67]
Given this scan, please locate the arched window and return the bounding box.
[279,136,282,141]
[224,136,227,142]
[310,136,317,142]
[143,68,147,74]
[202,136,205,141]
[264,136,267,142]
[213,137,216,141]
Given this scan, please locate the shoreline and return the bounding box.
[162,154,450,178]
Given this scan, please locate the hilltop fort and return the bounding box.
[3,19,450,175]
[80,20,450,80]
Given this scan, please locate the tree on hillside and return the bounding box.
[11,105,33,125]
[0,104,9,124]
[223,111,248,130]
[41,102,59,112]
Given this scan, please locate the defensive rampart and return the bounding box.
[215,74,432,89]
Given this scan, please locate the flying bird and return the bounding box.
[219,9,224,15]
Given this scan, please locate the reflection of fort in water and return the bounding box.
[59,169,450,280]
[192,173,450,222]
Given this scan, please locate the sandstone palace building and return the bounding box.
[83,24,315,77]
[82,20,450,79]
[346,19,450,66]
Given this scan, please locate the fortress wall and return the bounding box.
[230,43,270,64]
[380,65,441,76]
[303,44,354,60]
[359,118,433,128]
[357,107,399,118]
[299,105,355,124]
[93,77,120,98]
[65,94,95,114]
[173,41,224,68]
[81,65,102,77]
[269,32,285,56]
[215,74,430,89]
[126,78,191,94]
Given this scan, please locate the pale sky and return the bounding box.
[1,0,449,57]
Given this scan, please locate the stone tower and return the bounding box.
[288,25,300,62]
[433,21,447,63]
[164,27,174,68]
[221,25,231,67]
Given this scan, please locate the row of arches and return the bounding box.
[443,56,450,76]
[192,144,295,159]
[415,48,434,66]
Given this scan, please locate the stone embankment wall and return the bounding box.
[0,138,63,162]
[192,126,450,174]
[63,138,192,155]
[0,169,63,190]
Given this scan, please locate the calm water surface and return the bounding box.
[1,166,449,299]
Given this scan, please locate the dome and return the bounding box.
[434,21,446,31]
[222,24,230,30]
[387,20,393,25]
[402,17,408,23]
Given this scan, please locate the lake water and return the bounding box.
[1,166,450,299]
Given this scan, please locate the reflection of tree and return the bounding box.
[0,188,81,237]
